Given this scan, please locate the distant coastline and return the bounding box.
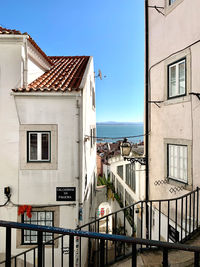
[96,121,143,125]
[96,122,144,143]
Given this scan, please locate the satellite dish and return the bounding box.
[98,69,102,80]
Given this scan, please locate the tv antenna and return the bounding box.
[95,69,106,80]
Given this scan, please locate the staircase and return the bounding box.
[112,232,200,267]
[0,187,199,267]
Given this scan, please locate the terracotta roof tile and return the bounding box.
[13,56,90,92]
[0,26,52,65]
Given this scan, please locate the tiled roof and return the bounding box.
[13,56,90,92]
[0,26,52,65]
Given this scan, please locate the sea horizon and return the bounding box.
[96,122,144,143]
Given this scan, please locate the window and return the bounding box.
[167,144,187,183]
[20,125,57,170]
[117,165,123,179]
[27,132,50,162]
[22,211,54,244]
[90,127,96,148]
[168,58,186,98]
[92,87,95,108]
[116,179,124,204]
[92,128,96,146]
[125,190,134,207]
[126,164,136,192]
[169,0,176,5]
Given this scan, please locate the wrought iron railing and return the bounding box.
[1,220,200,267]
[79,186,200,264]
[0,187,199,266]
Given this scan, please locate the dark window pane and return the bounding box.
[117,165,123,179]
[30,134,37,160]
[42,133,49,160]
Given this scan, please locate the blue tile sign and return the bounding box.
[56,187,76,201]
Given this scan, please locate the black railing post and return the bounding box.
[194,252,199,267]
[61,236,63,267]
[6,227,11,267]
[88,225,91,265]
[100,239,105,267]
[197,187,199,230]
[106,216,108,264]
[159,201,161,241]
[38,231,43,267]
[168,200,170,242]
[69,235,74,267]
[162,248,168,267]
[181,198,183,242]
[132,243,137,267]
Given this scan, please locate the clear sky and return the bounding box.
[0,0,144,123]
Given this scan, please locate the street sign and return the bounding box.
[56,187,76,201]
[168,224,179,242]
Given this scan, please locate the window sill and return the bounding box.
[164,94,191,106]
[166,177,192,191]
[165,0,184,16]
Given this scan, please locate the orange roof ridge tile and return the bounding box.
[13,56,90,93]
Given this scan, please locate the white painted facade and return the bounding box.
[108,155,145,239]
[108,155,146,204]
[148,0,200,200]
[0,33,96,265]
[147,0,200,242]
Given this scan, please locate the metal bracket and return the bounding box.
[148,101,164,108]
[124,157,146,165]
[148,5,165,16]
[189,92,200,100]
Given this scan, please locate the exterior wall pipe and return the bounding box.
[145,0,149,239]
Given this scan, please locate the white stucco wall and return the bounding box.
[148,0,200,201]
[108,155,146,203]
[0,35,96,266]
[27,58,45,84]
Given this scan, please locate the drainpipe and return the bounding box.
[145,0,149,239]
[24,36,28,88]
[75,98,81,228]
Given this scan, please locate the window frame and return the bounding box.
[167,144,188,184]
[27,131,51,163]
[164,138,192,191]
[21,210,54,245]
[165,0,184,15]
[167,58,186,99]
[117,165,123,179]
[20,124,58,170]
[125,163,136,192]
[169,0,176,5]
[17,206,59,248]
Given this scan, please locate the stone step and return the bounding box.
[111,233,200,267]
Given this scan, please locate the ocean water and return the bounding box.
[96,123,144,143]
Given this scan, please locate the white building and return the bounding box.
[147,0,200,202]
[108,148,146,238]
[146,0,200,242]
[0,26,96,265]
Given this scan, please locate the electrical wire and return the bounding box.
[85,133,148,140]
[9,199,76,208]
[0,198,10,207]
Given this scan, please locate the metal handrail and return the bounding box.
[80,187,199,228]
[1,220,200,267]
[1,220,200,252]
[0,187,199,266]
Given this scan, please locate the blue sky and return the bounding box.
[0,0,144,123]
